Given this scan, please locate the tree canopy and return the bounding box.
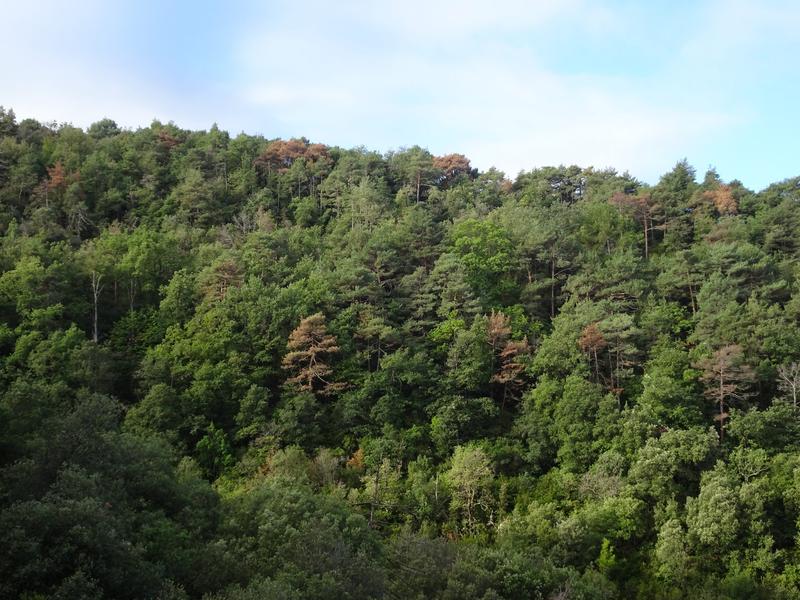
[2,109,800,598]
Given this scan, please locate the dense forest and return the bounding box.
[3,104,800,599]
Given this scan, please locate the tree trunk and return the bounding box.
[719,376,725,441]
[128,278,136,312]
[91,271,103,344]
[369,458,381,527]
[550,257,556,318]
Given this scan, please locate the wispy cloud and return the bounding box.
[233,1,735,180]
[2,0,798,188]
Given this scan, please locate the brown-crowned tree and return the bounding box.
[578,316,640,400]
[282,312,345,396]
[484,310,531,409]
[702,184,738,216]
[253,138,332,209]
[491,337,531,410]
[45,160,67,208]
[579,322,607,384]
[432,153,472,189]
[486,309,511,356]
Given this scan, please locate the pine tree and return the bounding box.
[491,337,531,409]
[696,345,755,439]
[282,312,345,395]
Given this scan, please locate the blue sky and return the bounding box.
[3,0,798,189]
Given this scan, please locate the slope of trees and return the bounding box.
[3,105,800,598]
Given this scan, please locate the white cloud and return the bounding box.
[244,84,354,109]
[414,56,733,179]
[344,0,595,39]
[233,1,735,181]
[3,0,794,186]
[3,3,160,127]
[672,0,800,87]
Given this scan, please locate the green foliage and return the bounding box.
[195,422,235,478]
[451,219,518,306]
[3,112,800,598]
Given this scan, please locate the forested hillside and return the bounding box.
[3,105,800,599]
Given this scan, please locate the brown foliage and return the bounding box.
[46,161,67,192]
[579,322,607,384]
[433,153,472,187]
[156,130,181,150]
[44,161,81,210]
[489,314,532,407]
[579,322,607,354]
[346,447,365,471]
[492,338,531,385]
[255,138,330,174]
[486,310,512,352]
[282,312,345,395]
[702,185,737,216]
[610,192,656,217]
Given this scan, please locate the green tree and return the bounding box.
[447,444,494,533]
[451,219,517,306]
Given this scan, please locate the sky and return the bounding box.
[2,0,798,190]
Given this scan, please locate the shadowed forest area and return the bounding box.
[3,106,800,598]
